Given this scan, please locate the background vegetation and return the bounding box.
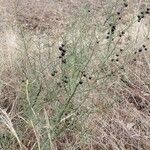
[0,0,150,149]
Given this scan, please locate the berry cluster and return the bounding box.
[133,44,148,61]
[146,8,150,14]
[51,70,58,77]
[111,48,124,62]
[56,76,69,88]
[123,0,128,8]
[117,11,122,20]
[119,31,125,37]
[136,44,148,53]
[137,8,150,22]
[107,24,116,39]
[76,71,93,85]
[59,43,67,64]
[57,82,62,88]
[62,75,68,84]
[111,25,116,34]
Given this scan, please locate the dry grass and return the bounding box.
[0,0,150,150]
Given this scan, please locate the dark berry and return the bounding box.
[111,59,114,62]
[112,25,116,29]
[79,81,83,84]
[138,49,142,52]
[124,3,128,7]
[120,49,123,52]
[83,74,86,77]
[59,56,62,59]
[64,76,68,79]
[121,31,125,35]
[51,73,55,76]
[61,43,65,47]
[62,49,66,53]
[116,54,119,57]
[133,58,136,61]
[88,10,90,12]
[89,77,92,80]
[106,36,109,39]
[145,48,147,51]
[137,15,141,19]
[111,28,115,32]
[117,12,120,15]
[142,44,146,48]
[64,80,68,83]
[120,66,124,70]
[61,53,65,56]
[57,82,62,88]
[116,58,119,61]
[59,46,63,51]
[62,59,66,64]
[146,11,150,14]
